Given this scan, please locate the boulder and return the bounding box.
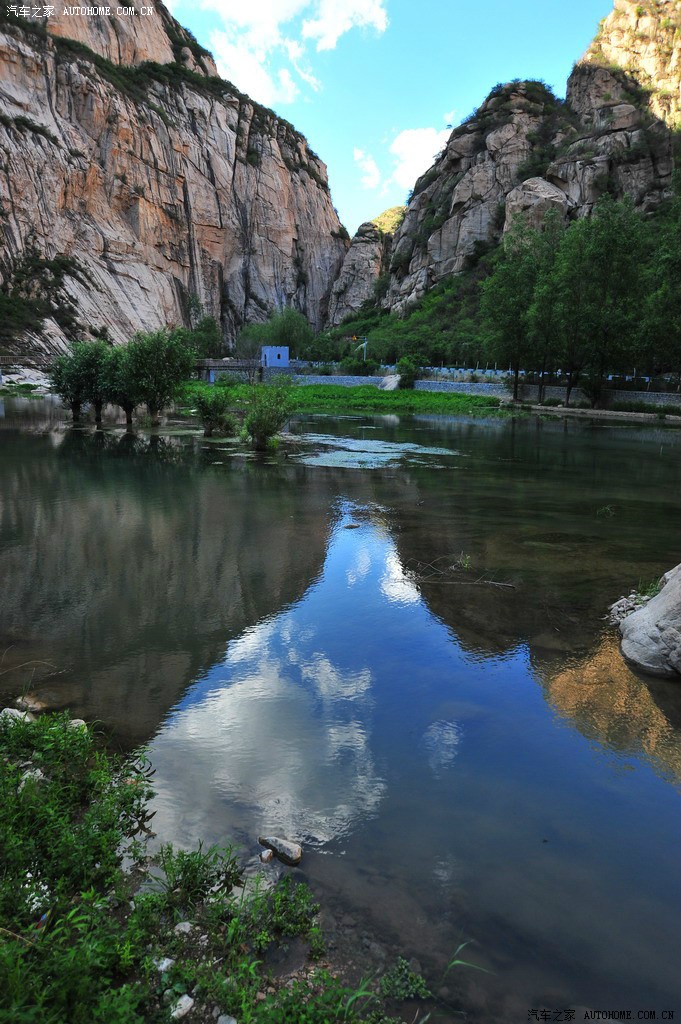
[258,836,303,866]
[620,563,681,678]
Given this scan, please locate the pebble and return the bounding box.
[170,994,194,1019]
[174,921,193,935]
[155,957,175,973]
[259,849,274,863]
[217,1016,238,1024]
[67,719,87,729]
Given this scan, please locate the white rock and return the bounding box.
[174,921,193,935]
[217,1016,239,1024]
[1,707,30,722]
[155,957,175,973]
[67,719,87,729]
[19,768,45,792]
[170,994,194,1019]
[258,836,303,866]
[259,849,274,864]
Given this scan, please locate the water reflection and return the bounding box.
[2,409,681,1016]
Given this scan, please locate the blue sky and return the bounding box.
[164,0,613,234]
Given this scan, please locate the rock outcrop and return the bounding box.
[44,5,218,75]
[620,563,681,678]
[378,0,677,317]
[0,9,347,355]
[384,69,672,315]
[327,217,395,327]
[582,0,681,128]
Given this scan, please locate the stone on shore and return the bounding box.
[257,836,303,866]
[170,994,194,1019]
[620,563,681,678]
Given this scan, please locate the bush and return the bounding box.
[193,388,238,437]
[244,379,295,451]
[396,356,420,389]
[339,356,379,376]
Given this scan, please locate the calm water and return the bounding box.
[2,398,681,1021]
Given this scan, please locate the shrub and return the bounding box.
[193,388,238,437]
[396,356,420,389]
[339,356,379,376]
[244,379,295,451]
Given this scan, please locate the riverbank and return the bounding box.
[0,710,438,1024]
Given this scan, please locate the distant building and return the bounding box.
[261,346,289,368]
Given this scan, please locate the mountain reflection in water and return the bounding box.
[1,409,681,1019]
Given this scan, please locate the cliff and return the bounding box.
[0,8,347,356]
[326,207,403,326]
[376,0,677,317]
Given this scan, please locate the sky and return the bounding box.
[163,0,613,235]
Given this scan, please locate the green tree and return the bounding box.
[266,307,313,353]
[126,329,196,426]
[102,345,138,427]
[645,177,681,384]
[480,219,539,400]
[78,340,110,425]
[49,341,108,424]
[527,211,565,402]
[552,196,646,406]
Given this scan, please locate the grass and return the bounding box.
[0,713,433,1023]
[181,381,502,419]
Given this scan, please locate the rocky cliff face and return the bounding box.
[584,0,681,128]
[0,9,347,355]
[326,210,403,326]
[379,0,677,317]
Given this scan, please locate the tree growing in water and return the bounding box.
[244,378,295,451]
[49,341,108,423]
[102,345,139,427]
[125,329,196,426]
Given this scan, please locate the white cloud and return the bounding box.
[386,126,450,192]
[302,0,388,51]
[198,0,388,107]
[210,30,299,106]
[354,147,382,190]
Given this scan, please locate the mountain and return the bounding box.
[0,7,347,356]
[345,0,679,320]
[326,207,404,327]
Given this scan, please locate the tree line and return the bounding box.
[50,328,195,427]
[304,183,681,401]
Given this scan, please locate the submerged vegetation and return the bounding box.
[0,713,440,1023]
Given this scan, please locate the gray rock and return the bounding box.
[174,921,193,935]
[170,994,194,1019]
[67,719,87,729]
[257,836,303,866]
[217,1016,239,1024]
[155,957,175,973]
[259,849,274,864]
[620,562,681,678]
[0,707,32,723]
